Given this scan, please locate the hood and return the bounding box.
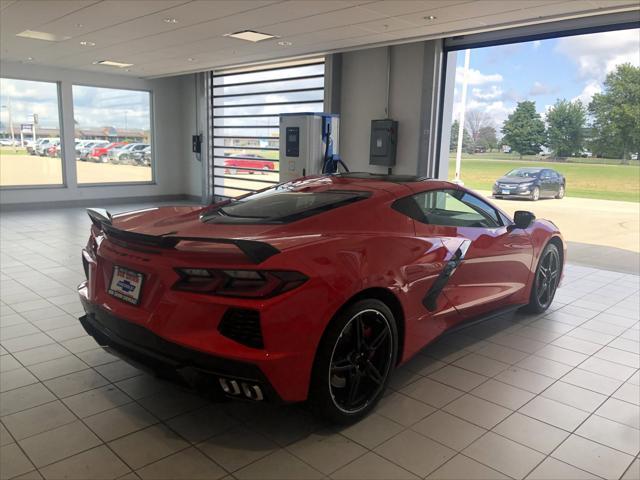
[496,176,537,185]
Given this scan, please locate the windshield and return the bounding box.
[203,186,370,224]
[505,169,540,178]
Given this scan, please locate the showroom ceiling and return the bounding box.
[1,0,638,78]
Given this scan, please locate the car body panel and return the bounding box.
[78,174,564,402]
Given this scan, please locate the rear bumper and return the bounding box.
[78,297,282,403]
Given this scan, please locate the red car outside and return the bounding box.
[78,173,565,423]
[224,153,275,174]
[90,142,127,163]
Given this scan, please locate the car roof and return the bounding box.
[287,173,457,197]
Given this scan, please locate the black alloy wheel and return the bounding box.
[310,299,397,423]
[525,243,561,313]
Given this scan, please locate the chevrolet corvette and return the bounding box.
[78,173,564,423]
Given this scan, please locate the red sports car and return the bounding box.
[78,173,564,423]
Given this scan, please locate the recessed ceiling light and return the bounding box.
[224,30,277,42]
[93,60,134,68]
[424,15,437,20]
[75,23,83,28]
[80,41,96,46]
[277,40,292,47]
[163,17,178,24]
[187,57,196,62]
[26,57,34,62]
[16,30,71,42]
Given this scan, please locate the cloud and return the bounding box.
[453,99,513,130]
[555,29,640,82]
[472,85,503,100]
[529,81,558,96]
[456,68,503,85]
[572,81,602,106]
[532,40,541,49]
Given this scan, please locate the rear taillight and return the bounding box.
[173,268,307,298]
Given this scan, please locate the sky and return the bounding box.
[0,80,150,131]
[452,28,640,134]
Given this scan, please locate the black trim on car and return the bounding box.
[78,298,281,402]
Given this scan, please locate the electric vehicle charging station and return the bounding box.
[278,113,343,183]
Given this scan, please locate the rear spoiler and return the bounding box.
[86,208,280,264]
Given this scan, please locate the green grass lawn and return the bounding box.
[449,153,640,202]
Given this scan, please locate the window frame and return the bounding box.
[393,188,508,229]
[0,76,67,190]
[72,82,155,188]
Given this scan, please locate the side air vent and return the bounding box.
[218,308,263,349]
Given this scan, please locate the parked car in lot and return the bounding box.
[78,140,109,161]
[109,143,149,164]
[131,145,151,166]
[35,137,59,156]
[224,153,275,174]
[89,142,127,163]
[46,140,61,157]
[0,138,19,147]
[493,167,566,201]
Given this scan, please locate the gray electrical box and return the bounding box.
[369,119,398,167]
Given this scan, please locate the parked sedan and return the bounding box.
[109,143,149,164]
[492,167,565,201]
[131,146,151,166]
[224,153,275,174]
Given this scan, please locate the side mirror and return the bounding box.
[511,210,536,230]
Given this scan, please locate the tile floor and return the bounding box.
[0,205,638,480]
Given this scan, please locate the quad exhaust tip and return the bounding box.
[218,377,264,401]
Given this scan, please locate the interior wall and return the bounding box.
[338,40,440,177]
[0,61,189,206]
[179,73,206,200]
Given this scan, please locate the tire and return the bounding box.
[556,185,565,199]
[524,243,561,314]
[100,155,107,163]
[309,298,397,424]
[530,186,540,201]
[262,166,270,175]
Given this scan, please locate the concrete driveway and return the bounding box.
[476,190,640,273]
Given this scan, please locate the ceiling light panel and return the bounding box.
[16,30,71,41]
[224,30,277,42]
[94,59,133,68]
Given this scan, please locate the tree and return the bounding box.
[477,125,498,152]
[450,120,471,151]
[465,110,492,144]
[546,99,586,158]
[588,63,640,164]
[501,101,546,158]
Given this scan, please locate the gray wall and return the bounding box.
[0,61,192,206]
[338,40,442,177]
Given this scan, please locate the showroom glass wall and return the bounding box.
[0,78,153,188]
[0,78,64,186]
[210,58,325,198]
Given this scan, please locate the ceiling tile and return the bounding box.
[0,0,98,35]
[35,0,190,39]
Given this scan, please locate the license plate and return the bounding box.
[108,266,144,305]
[501,189,510,194]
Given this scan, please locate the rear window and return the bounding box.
[202,186,370,224]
